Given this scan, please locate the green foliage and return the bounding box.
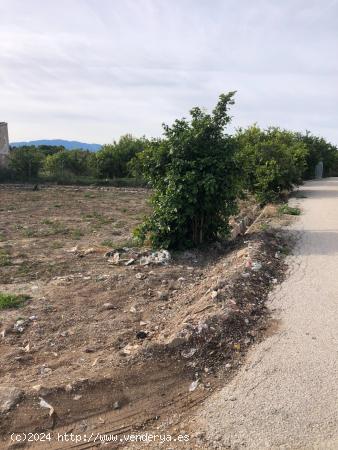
[133,93,239,249]
[95,134,147,178]
[236,125,308,204]
[0,249,11,267]
[9,147,44,179]
[278,204,301,215]
[296,131,338,178]
[43,149,92,180]
[0,292,30,310]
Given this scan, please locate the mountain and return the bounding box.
[10,139,102,152]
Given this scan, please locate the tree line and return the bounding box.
[2,92,338,249]
[1,135,147,185]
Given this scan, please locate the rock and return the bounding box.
[121,343,139,356]
[101,302,116,311]
[83,247,96,256]
[189,380,199,392]
[181,348,197,358]
[136,330,148,340]
[251,261,262,271]
[73,394,82,400]
[39,397,55,416]
[158,291,169,301]
[0,387,23,414]
[139,321,147,326]
[108,253,120,265]
[211,290,218,299]
[113,401,120,410]
[125,258,135,266]
[84,347,96,353]
[39,366,52,376]
[32,385,51,396]
[129,306,137,313]
[14,319,26,333]
[139,250,171,266]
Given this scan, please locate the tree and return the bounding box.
[43,150,92,179]
[95,134,146,178]
[133,92,239,249]
[296,131,338,179]
[8,147,43,180]
[236,126,308,203]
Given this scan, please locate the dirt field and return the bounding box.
[0,184,290,449]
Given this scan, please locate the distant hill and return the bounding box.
[10,139,102,152]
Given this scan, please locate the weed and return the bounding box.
[23,227,37,238]
[0,292,30,310]
[278,205,301,216]
[51,241,63,249]
[101,239,115,247]
[260,223,270,231]
[84,192,96,199]
[71,229,84,240]
[42,219,53,225]
[0,249,11,267]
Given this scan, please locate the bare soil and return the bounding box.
[0,184,290,449]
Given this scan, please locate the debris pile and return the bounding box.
[106,248,171,266]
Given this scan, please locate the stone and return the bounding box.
[0,387,23,414]
[189,380,199,392]
[101,302,116,311]
[125,258,135,266]
[158,291,169,301]
[136,330,148,340]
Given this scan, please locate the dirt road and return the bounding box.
[198,178,338,449]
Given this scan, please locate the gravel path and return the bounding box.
[199,178,338,449]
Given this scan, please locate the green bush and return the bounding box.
[296,132,338,179]
[133,93,239,249]
[9,147,44,180]
[236,125,308,204]
[95,134,147,178]
[278,204,301,215]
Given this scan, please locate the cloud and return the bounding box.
[0,0,337,144]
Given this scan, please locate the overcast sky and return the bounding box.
[1,0,337,144]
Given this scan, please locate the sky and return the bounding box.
[1,0,338,145]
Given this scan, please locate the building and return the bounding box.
[0,122,9,167]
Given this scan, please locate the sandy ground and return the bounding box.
[197,178,338,449]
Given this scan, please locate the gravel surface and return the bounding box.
[198,178,338,449]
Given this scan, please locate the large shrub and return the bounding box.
[236,125,308,203]
[43,150,92,179]
[133,92,239,249]
[8,146,44,180]
[296,131,338,179]
[95,134,146,178]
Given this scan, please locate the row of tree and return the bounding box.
[2,92,338,249]
[5,135,147,182]
[131,93,338,249]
